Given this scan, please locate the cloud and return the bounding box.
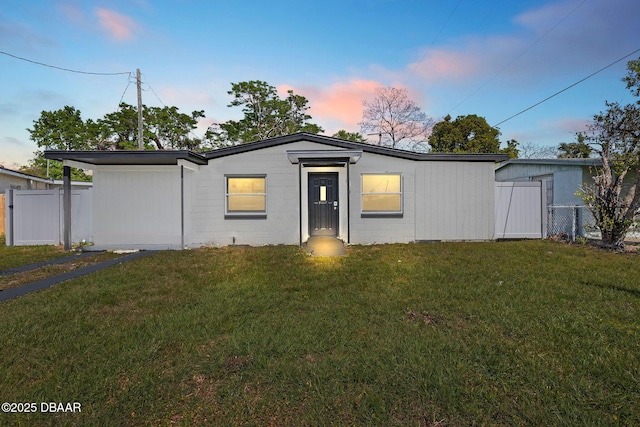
[158,86,215,109]
[403,0,640,88]
[95,8,139,41]
[280,79,384,133]
[2,136,25,146]
[59,3,86,25]
[406,48,482,83]
[545,117,591,134]
[0,13,55,49]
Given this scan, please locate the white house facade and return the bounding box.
[45,133,508,250]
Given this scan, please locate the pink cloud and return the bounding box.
[407,49,480,82]
[402,0,639,89]
[547,117,591,134]
[95,8,139,41]
[279,79,384,133]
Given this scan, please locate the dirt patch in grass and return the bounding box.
[405,309,442,325]
[0,252,125,291]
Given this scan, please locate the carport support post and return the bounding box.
[63,165,71,250]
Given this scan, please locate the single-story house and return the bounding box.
[45,133,508,250]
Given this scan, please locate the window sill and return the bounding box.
[360,212,403,218]
[225,214,267,220]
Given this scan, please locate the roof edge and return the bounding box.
[205,132,509,162]
[44,150,208,166]
[496,157,602,170]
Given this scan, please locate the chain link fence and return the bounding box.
[547,205,640,242]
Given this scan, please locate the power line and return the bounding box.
[402,0,463,88]
[0,50,131,76]
[493,47,640,127]
[447,0,587,115]
[146,79,205,141]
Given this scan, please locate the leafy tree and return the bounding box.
[206,80,323,147]
[332,130,367,142]
[144,106,204,150]
[577,57,640,248]
[99,103,204,150]
[99,103,141,150]
[428,114,501,154]
[557,133,592,158]
[25,102,206,179]
[28,106,91,151]
[26,106,92,180]
[501,139,520,159]
[359,87,433,152]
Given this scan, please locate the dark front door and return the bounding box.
[309,173,339,237]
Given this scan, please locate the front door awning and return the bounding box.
[286,150,362,166]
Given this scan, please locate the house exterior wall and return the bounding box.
[189,141,329,246]
[93,165,182,249]
[186,141,498,246]
[349,154,416,244]
[416,161,496,241]
[78,139,501,249]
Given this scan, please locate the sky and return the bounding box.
[1,0,639,168]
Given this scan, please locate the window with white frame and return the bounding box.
[361,173,402,216]
[225,175,266,217]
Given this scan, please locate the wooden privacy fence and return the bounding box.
[0,194,5,235]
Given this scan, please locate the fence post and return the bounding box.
[571,206,576,242]
[6,189,14,246]
[63,166,71,250]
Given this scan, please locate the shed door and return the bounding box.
[308,173,338,237]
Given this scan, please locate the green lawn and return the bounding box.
[0,241,638,426]
[0,235,69,271]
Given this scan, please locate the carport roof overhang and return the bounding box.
[44,150,208,167]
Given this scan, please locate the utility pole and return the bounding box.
[137,68,143,149]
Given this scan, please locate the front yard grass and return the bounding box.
[0,235,69,271]
[0,240,638,425]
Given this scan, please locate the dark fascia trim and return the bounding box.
[496,158,602,170]
[205,132,510,162]
[44,150,208,166]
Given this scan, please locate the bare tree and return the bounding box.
[359,87,433,152]
[517,141,558,159]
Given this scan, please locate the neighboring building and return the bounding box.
[495,158,612,239]
[0,166,53,193]
[45,133,508,250]
[1,166,92,237]
[495,158,602,206]
[0,166,93,193]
